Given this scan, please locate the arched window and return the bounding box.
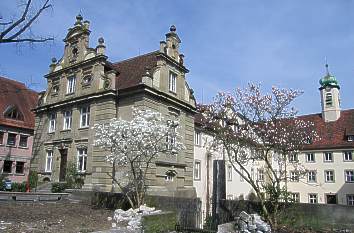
[3,105,23,120]
[325,92,333,107]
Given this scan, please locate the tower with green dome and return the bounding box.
[319,64,341,122]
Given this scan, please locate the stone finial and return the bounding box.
[170,25,176,32]
[75,14,83,25]
[98,37,105,45]
[51,57,57,64]
[49,57,57,72]
[96,37,106,55]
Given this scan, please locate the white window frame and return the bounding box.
[309,193,318,204]
[48,113,56,133]
[45,150,53,172]
[308,170,317,183]
[345,170,354,183]
[347,194,354,206]
[194,131,201,146]
[344,151,353,162]
[66,76,76,94]
[257,168,264,182]
[306,153,315,163]
[194,160,201,180]
[80,106,90,128]
[169,71,177,93]
[324,170,335,183]
[19,134,28,148]
[291,193,300,203]
[6,133,17,146]
[77,148,88,172]
[289,153,298,162]
[324,152,333,162]
[290,171,299,182]
[227,165,233,181]
[63,110,72,130]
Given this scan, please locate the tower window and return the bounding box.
[169,71,177,93]
[325,92,333,107]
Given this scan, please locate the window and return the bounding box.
[347,195,354,206]
[166,125,177,150]
[77,148,88,172]
[345,170,354,183]
[66,76,76,94]
[344,151,353,161]
[309,194,318,204]
[3,160,12,173]
[325,92,333,107]
[257,169,264,182]
[227,165,233,181]
[15,161,25,174]
[289,153,298,162]
[348,135,354,142]
[45,150,53,172]
[165,174,174,181]
[7,133,16,146]
[306,153,315,162]
[291,193,300,203]
[194,161,201,180]
[194,131,201,146]
[63,110,72,130]
[325,170,335,183]
[324,152,333,162]
[290,171,299,182]
[240,168,244,182]
[4,105,23,120]
[18,135,28,148]
[48,113,56,133]
[308,170,317,183]
[80,106,90,128]
[0,132,4,144]
[169,71,177,93]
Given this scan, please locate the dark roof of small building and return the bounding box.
[0,76,38,129]
[195,109,354,150]
[112,51,159,90]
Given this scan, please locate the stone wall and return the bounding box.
[220,199,354,230]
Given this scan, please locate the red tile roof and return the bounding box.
[0,76,38,129]
[112,51,159,90]
[299,109,354,150]
[195,109,354,150]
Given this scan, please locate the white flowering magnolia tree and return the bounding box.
[199,83,318,227]
[93,108,184,208]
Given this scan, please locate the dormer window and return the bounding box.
[169,71,177,93]
[52,85,59,94]
[67,76,76,94]
[325,92,333,107]
[3,105,23,121]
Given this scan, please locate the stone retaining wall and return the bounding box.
[0,191,69,202]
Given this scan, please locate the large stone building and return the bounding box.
[193,65,354,208]
[31,15,197,197]
[0,76,38,183]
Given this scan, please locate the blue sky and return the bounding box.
[1,0,354,115]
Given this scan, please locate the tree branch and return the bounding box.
[0,37,53,43]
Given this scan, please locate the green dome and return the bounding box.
[319,74,339,87]
[319,64,340,88]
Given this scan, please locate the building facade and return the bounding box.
[0,76,38,183]
[193,65,354,208]
[31,15,197,197]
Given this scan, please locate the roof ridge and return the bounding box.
[0,76,27,87]
[112,50,159,65]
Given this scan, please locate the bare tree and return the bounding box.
[0,0,53,44]
[199,83,318,228]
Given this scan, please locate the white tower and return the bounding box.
[319,64,341,122]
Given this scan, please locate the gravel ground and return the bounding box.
[0,202,114,233]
